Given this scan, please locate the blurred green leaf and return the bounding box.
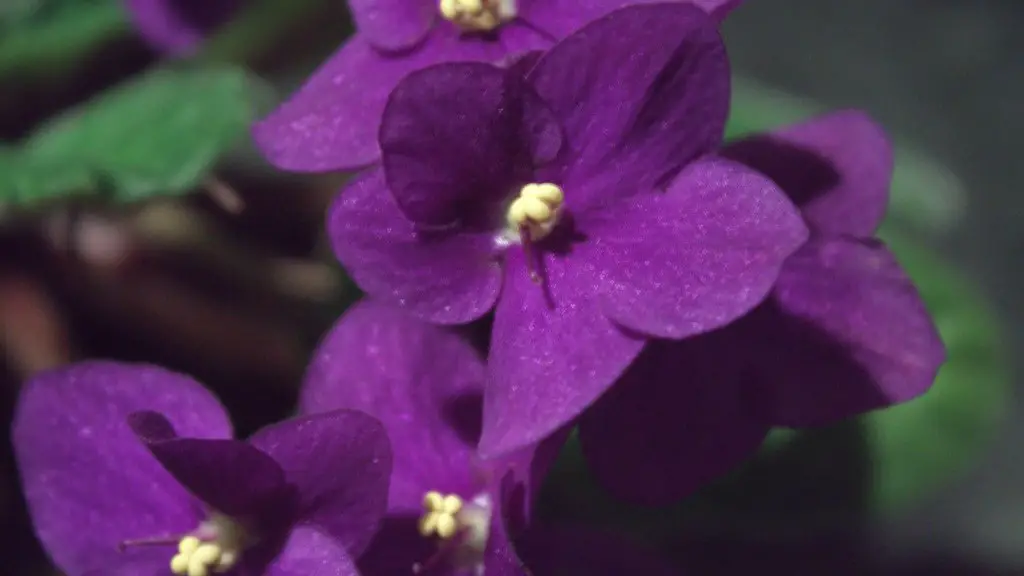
[0,0,126,78]
[19,64,257,202]
[0,146,95,206]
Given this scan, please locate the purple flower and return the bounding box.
[301,299,681,575]
[577,111,948,505]
[124,0,243,55]
[324,3,809,459]
[251,0,745,172]
[13,361,392,576]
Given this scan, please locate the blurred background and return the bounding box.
[0,0,1018,574]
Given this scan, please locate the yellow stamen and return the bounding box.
[506,182,564,242]
[419,491,465,539]
[438,0,516,32]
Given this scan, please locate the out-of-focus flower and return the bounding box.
[578,111,947,505]
[251,0,746,172]
[326,4,808,459]
[302,300,679,575]
[13,361,392,575]
[124,0,243,55]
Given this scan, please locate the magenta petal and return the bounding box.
[592,157,808,339]
[12,362,231,575]
[578,337,769,505]
[267,525,359,576]
[248,410,392,556]
[253,29,505,172]
[380,62,562,227]
[135,434,287,518]
[479,249,645,458]
[721,110,893,237]
[348,0,435,51]
[528,3,728,204]
[749,237,945,426]
[328,168,502,324]
[301,301,483,510]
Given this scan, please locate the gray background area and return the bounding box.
[723,0,1022,570]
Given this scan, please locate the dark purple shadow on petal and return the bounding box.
[356,515,437,576]
[721,137,840,218]
[442,390,484,447]
[127,410,178,442]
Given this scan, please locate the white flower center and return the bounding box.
[438,0,517,32]
[169,514,249,576]
[415,491,493,575]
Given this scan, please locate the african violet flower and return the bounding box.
[302,300,679,575]
[326,3,809,458]
[577,111,948,504]
[124,0,242,55]
[13,361,392,576]
[252,0,744,172]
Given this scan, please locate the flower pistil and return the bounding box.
[438,0,517,32]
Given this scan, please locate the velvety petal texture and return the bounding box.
[328,170,502,324]
[348,0,435,51]
[528,3,729,199]
[578,336,770,505]
[124,0,241,55]
[586,158,809,339]
[301,301,484,510]
[747,237,946,426]
[267,526,360,576]
[12,362,232,575]
[721,110,893,237]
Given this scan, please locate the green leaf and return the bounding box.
[23,64,257,202]
[0,0,126,79]
[0,147,95,207]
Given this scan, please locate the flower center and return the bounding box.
[438,0,516,32]
[120,513,251,576]
[414,491,492,575]
[505,182,564,243]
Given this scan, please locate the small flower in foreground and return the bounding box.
[13,361,392,576]
[123,0,243,55]
[327,4,809,459]
[577,111,947,505]
[302,300,679,575]
[251,0,745,172]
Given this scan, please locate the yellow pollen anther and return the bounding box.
[418,491,464,539]
[169,535,238,576]
[438,0,515,31]
[506,182,564,242]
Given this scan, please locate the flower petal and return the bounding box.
[516,526,679,576]
[253,29,506,172]
[527,3,729,206]
[267,525,360,576]
[83,551,174,576]
[577,337,769,505]
[355,516,436,576]
[522,0,743,38]
[133,430,288,519]
[124,0,240,55]
[380,62,562,227]
[11,361,231,575]
[591,157,808,339]
[348,0,435,51]
[479,248,645,458]
[747,237,945,426]
[300,300,484,510]
[721,110,893,237]
[247,410,393,555]
[328,168,502,324]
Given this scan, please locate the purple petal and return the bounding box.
[479,248,645,458]
[11,361,231,575]
[483,505,529,576]
[721,110,893,237]
[83,551,172,576]
[300,300,484,510]
[516,525,679,576]
[380,62,562,227]
[253,28,506,172]
[747,237,945,426]
[578,337,769,505]
[133,431,288,519]
[247,410,392,555]
[528,3,729,206]
[267,525,359,576]
[348,0,435,51]
[328,168,502,324]
[124,0,241,56]
[589,157,808,339]
[499,20,555,57]
[522,0,743,38]
[355,516,436,576]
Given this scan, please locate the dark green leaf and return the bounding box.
[24,64,257,201]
